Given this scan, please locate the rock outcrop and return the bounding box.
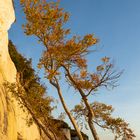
[0,0,43,140]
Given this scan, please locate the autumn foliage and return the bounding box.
[20,0,135,140]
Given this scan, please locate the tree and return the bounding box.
[20,0,135,139]
[71,101,136,140]
[20,0,84,139]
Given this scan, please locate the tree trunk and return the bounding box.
[50,80,84,140]
[88,113,100,140]
[82,96,100,140]
[63,66,99,140]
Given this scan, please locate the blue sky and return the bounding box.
[9,0,140,139]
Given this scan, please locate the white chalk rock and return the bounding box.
[0,0,44,139]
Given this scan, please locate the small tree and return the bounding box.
[20,0,135,139]
[71,101,136,140]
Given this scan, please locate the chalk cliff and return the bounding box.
[0,0,44,139]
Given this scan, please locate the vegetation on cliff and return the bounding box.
[8,40,70,140]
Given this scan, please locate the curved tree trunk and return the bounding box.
[50,80,84,140]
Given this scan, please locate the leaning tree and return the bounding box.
[20,0,135,139]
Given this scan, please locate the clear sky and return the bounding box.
[9,0,140,139]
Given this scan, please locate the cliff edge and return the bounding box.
[0,0,44,139]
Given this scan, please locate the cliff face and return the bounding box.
[0,0,43,140]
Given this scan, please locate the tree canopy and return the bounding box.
[19,0,136,140]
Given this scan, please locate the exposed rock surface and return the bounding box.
[0,0,43,139]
